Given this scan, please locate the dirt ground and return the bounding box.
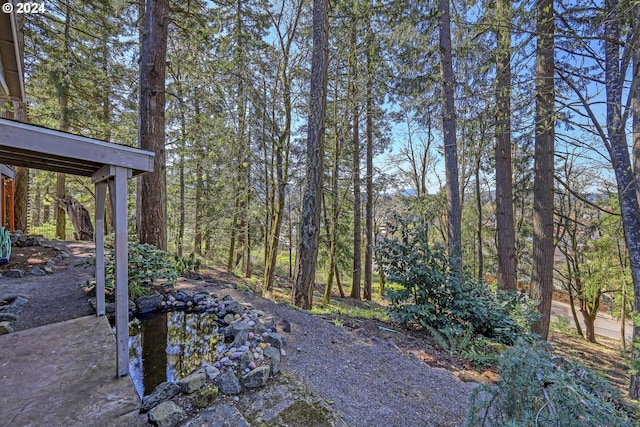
[0,245,60,274]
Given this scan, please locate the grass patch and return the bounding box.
[310,299,389,322]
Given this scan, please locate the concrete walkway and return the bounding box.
[0,315,145,427]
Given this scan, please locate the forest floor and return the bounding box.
[1,242,636,425]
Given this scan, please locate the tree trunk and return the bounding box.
[350,6,362,300]
[475,159,483,280]
[138,0,169,250]
[292,0,329,309]
[177,84,186,258]
[603,0,640,397]
[51,194,94,241]
[439,0,461,273]
[193,91,203,256]
[494,0,516,291]
[364,22,374,301]
[530,0,555,340]
[580,291,600,343]
[324,107,342,304]
[633,1,640,197]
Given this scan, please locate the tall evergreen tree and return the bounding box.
[438,0,462,273]
[530,0,555,340]
[138,0,169,250]
[494,0,517,291]
[293,0,329,309]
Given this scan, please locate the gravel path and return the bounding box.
[2,241,475,426]
[209,286,475,426]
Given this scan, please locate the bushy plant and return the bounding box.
[83,239,178,298]
[375,217,537,345]
[467,339,638,426]
[174,253,202,277]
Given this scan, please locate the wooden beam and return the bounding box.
[0,164,14,179]
[109,166,129,377]
[91,164,132,184]
[0,118,154,176]
[1,177,5,229]
[7,178,13,232]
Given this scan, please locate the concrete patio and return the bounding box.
[0,315,146,426]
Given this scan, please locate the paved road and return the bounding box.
[550,300,633,341]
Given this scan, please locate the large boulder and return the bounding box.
[135,294,164,312]
[264,332,287,349]
[214,368,241,395]
[148,401,183,427]
[178,371,206,394]
[141,381,180,412]
[241,366,270,388]
[263,345,282,375]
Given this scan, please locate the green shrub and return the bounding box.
[467,339,638,426]
[83,239,178,298]
[375,217,537,345]
[174,253,202,277]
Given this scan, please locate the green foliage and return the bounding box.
[550,315,576,336]
[424,324,475,355]
[376,217,537,345]
[174,253,202,277]
[467,339,638,427]
[118,242,178,297]
[82,239,178,298]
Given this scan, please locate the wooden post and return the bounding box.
[1,177,5,228]
[109,166,129,377]
[7,179,14,232]
[94,181,107,316]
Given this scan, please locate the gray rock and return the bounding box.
[141,381,180,412]
[263,345,281,375]
[135,294,164,311]
[224,300,244,314]
[148,401,183,427]
[46,259,55,268]
[12,296,29,307]
[226,321,251,338]
[5,269,25,278]
[214,368,241,395]
[241,365,270,388]
[0,321,14,335]
[0,312,19,322]
[232,329,250,349]
[204,365,220,380]
[44,266,54,274]
[192,293,208,304]
[223,313,235,325]
[240,350,255,371]
[264,332,287,349]
[175,290,194,301]
[185,403,249,427]
[88,298,132,314]
[174,301,186,309]
[0,306,21,316]
[177,371,206,394]
[30,267,46,276]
